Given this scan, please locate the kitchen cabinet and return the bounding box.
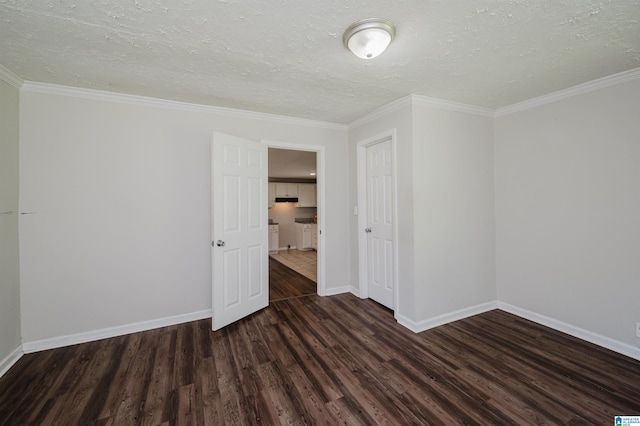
[269,224,279,254]
[268,183,275,208]
[295,223,313,251]
[297,184,316,207]
[311,224,318,250]
[275,183,298,198]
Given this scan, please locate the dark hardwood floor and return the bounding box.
[2,293,640,425]
[269,257,316,301]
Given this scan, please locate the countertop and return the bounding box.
[294,218,316,224]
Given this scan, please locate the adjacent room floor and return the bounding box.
[269,249,317,282]
[269,257,316,302]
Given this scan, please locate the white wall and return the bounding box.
[0,76,21,368]
[495,78,640,351]
[412,104,496,323]
[19,85,349,344]
[348,98,495,327]
[13,71,640,360]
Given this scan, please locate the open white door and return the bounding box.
[212,132,269,330]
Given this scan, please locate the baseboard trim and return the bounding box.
[276,246,298,251]
[0,345,23,378]
[497,302,640,361]
[396,301,499,333]
[22,309,212,354]
[323,285,353,296]
[16,300,640,363]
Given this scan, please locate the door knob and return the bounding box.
[365,227,372,233]
[216,240,225,247]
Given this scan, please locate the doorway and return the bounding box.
[266,142,325,299]
[211,133,326,330]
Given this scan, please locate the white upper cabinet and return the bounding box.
[297,184,317,207]
[274,183,299,198]
[268,183,276,208]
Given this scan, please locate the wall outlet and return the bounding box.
[636,322,640,338]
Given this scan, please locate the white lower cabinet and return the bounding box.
[295,223,313,251]
[269,224,279,254]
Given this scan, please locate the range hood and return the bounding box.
[275,197,299,203]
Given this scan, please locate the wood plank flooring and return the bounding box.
[1,294,639,424]
[269,257,316,301]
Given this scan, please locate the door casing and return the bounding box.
[263,140,326,296]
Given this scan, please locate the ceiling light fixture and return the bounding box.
[343,18,396,59]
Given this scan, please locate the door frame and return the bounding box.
[262,140,326,297]
[356,129,399,315]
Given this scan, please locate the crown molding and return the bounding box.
[495,67,640,117]
[0,65,23,89]
[19,81,347,131]
[348,93,493,130]
[349,67,640,126]
[347,95,414,130]
[411,94,494,117]
[15,67,639,126]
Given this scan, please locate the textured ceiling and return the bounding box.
[1,0,639,123]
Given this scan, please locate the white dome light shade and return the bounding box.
[347,28,392,59]
[343,18,396,59]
